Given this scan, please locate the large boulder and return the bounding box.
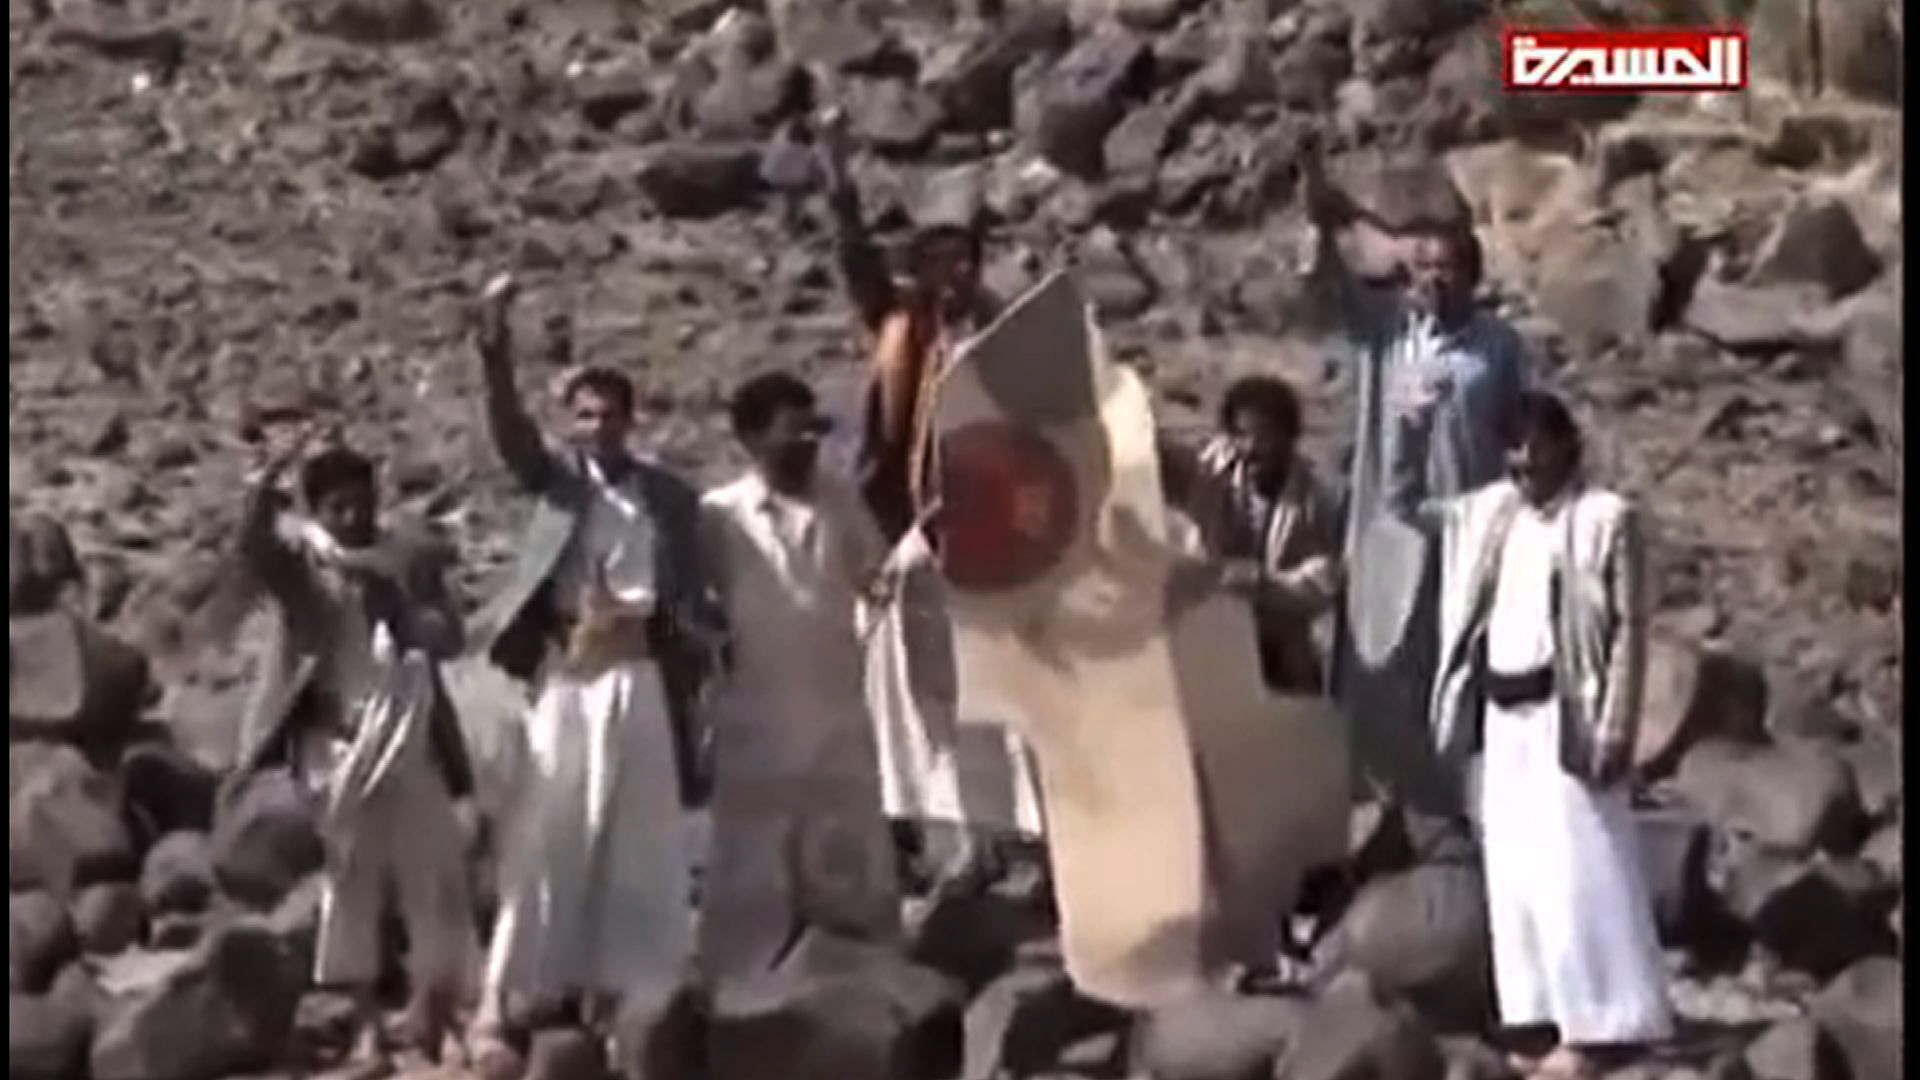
[1808,958,1902,1080]
[963,962,1130,1080]
[9,745,137,894]
[9,609,152,748]
[922,8,1073,133]
[1674,739,1865,856]
[707,934,964,1080]
[71,883,145,957]
[1015,22,1155,177]
[1275,971,1446,1080]
[1744,1016,1848,1080]
[1746,197,1884,301]
[209,770,323,910]
[1711,841,1896,978]
[89,922,304,1080]
[9,966,97,1080]
[1636,636,1771,774]
[1135,992,1306,1080]
[138,832,215,919]
[116,743,217,843]
[9,890,78,993]
[1311,862,1493,1034]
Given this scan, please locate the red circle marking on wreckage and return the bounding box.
[936,422,1079,593]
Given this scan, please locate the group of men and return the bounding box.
[211,119,1674,1080]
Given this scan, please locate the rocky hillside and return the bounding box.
[9,2,1904,1080]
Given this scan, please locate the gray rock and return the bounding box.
[1075,232,1159,320]
[527,1028,610,1080]
[138,832,213,918]
[1192,31,1276,122]
[9,891,77,994]
[1713,843,1896,978]
[1840,728,1901,823]
[1311,862,1492,1034]
[1809,958,1902,1080]
[1104,100,1184,178]
[962,964,1129,1080]
[1275,971,1445,1080]
[1016,23,1155,177]
[1633,804,1713,948]
[1860,822,1900,886]
[117,743,216,842]
[1683,278,1831,355]
[1675,739,1864,855]
[1352,0,1485,42]
[708,942,964,1080]
[922,8,1073,133]
[576,61,655,130]
[611,980,705,1080]
[1638,638,1770,775]
[89,922,304,1080]
[692,60,810,141]
[1272,12,1352,110]
[635,143,767,218]
[1747,198,1884,301]
[1743,1016,1847,1080]
[9,966,97,1080]
[844,77,946,158]
[209,769,323,910]
[1136,992,1305,1080]
[71,883,144,956]
[1818,2,1903,105]
[10,610,151,748]
[9,745,137,894]
[772,0,905,75]
[302,0,442,45]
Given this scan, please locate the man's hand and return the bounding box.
[1590,731,1635,789]
[476,272,518,366]
[1218,559,1264,596]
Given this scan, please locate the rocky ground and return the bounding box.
[8,2,1904,1080]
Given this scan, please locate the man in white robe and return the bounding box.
[697,372,901,980]
[1397,390,1672,1078]
[465,277,721,1062]
[231,442,476,1074]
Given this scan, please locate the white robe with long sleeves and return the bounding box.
[484,466,694,1000]
[697,472,900,979]
[1472,501,1673,1045]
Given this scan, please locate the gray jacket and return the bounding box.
[232,488,474,798]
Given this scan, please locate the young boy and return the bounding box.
[233,439,476,1076]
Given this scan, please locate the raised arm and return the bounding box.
[238,445,318,612]
[818,109,897,332]
[1301,152,1403,349]
[473,274,557,493]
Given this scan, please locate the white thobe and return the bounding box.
[864,529,1046,839]
[1472,502,1673,1045]
[697,472,900,979]
[288,546,474,994]
[485,464,693,1000]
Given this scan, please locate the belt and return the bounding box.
[1484,665,1555,708]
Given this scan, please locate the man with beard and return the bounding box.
[466,275,720,1066]
[817,110,1046,894]
[1183,375,1342,695]
[232,438,476,1076]
[1304,158,1531,817]
[1399,390,1671,1079]
[697,372,899,980]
